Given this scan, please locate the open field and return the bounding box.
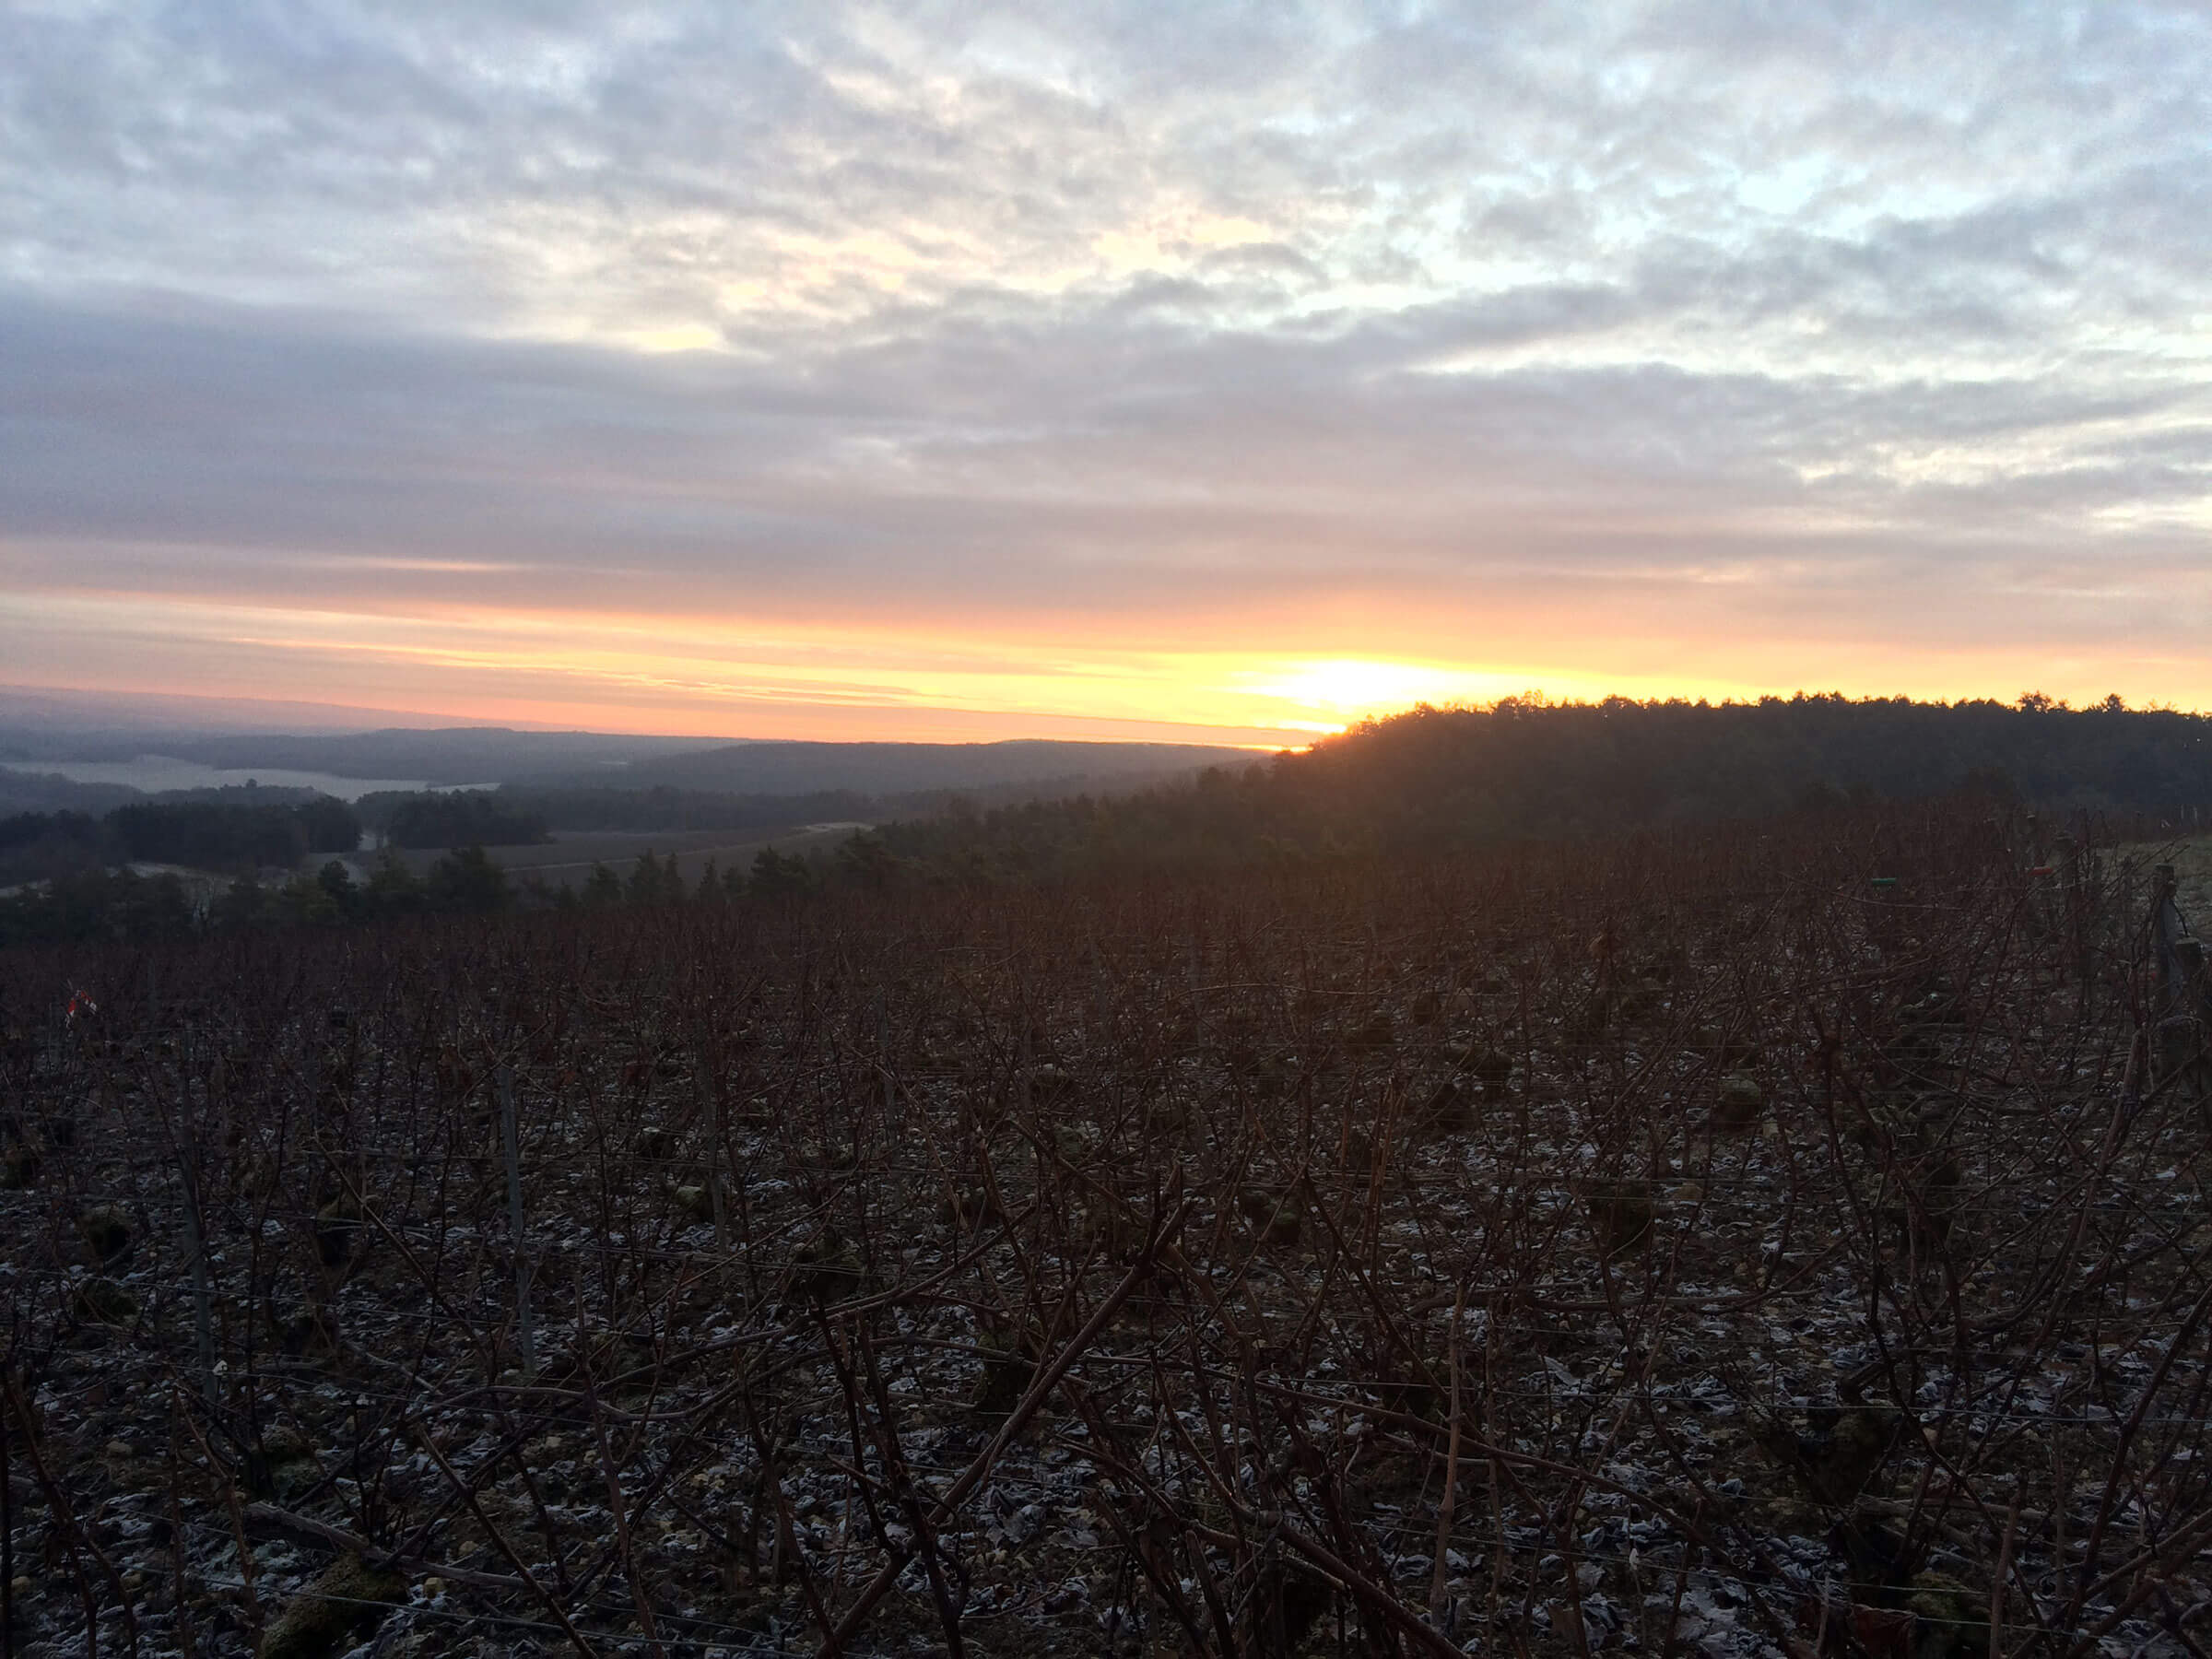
[375,824,870,891]
[3,802,2210,1657]
[2166,834,2212,922]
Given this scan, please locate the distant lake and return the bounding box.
[19,756,488,801]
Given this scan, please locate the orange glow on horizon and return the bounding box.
[9,582,2211,743]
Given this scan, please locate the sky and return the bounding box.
[5,1,2210,745]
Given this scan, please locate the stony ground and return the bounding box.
[3,804,2208,1658]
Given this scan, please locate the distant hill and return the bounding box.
[0,766,145,816]
[0,716,1247,794]
[147,726,726,782]
[345,741,1248,843]
[0,683,477,740]
[598,738,1243,797]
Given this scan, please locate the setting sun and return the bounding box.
[1242,659,1500,728]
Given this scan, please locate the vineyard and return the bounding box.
[1,799,2208,1659]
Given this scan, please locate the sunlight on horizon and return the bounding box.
[1235,659,1541,731]
[10,584,2205,744]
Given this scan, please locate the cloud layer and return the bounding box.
[5,2,2209,735]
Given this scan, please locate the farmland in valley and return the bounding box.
[374,824,870,893]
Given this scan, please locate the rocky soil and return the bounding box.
[1,803,2207,1658]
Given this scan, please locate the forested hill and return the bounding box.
[875,695,2212,876]
[1286,695,2212,837]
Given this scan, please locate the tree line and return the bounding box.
[359,789,548,849]
[0,796,362,888]
[6,693,2211,947]
[0,839,852,947]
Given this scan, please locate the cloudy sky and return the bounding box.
[5,2,2209,743]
